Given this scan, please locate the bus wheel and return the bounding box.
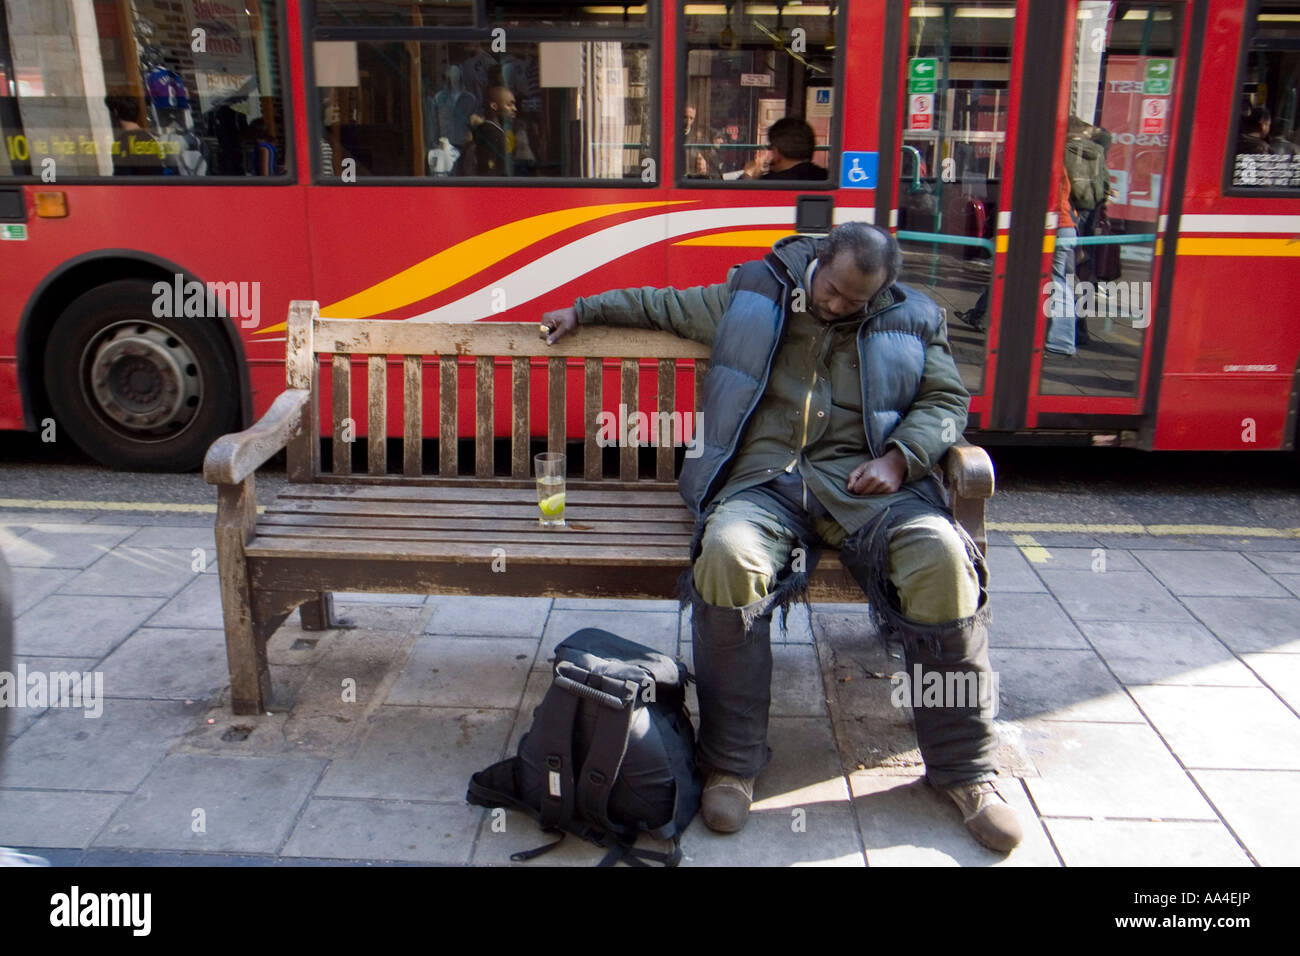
[43,279,241,472]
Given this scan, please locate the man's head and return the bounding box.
[486,85,517,121]
[765,117,816,171]
[809,223,901,323]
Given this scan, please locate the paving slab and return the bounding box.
[1241,551,1300,575]
[470,809,682,867]
[1132,550,1292,598]
[1192,769,1300,866]
[3,655,98,740]
[848,774,1057,866]
[985,546,1047,592]
[554,597,680,612]
[7,567,78,616]
[426,595,551,638]
[281,798,481,863]
[1017,546,1142,572]
[315,705,514,803]
[991,648,1144,723]
[14,594,165,658]
[1034,569,1193,623]
[1129,685,1300,770]
[124,525,218,551]
[57,547,205,598]
[95,753,325,853]
[0,788,126,849]
[540,608,678,662]
[387,635,538,708]
[1241,652,1300,712]
[985,592,1091,649]
[333,591,428,605]
[1274,575,1300,599]
[317,603,431,634]
[1017,721,1218,820]
[1043,819,1253,867]
[1180,596,1300,654]
[1077,620,1260,686]
[0,698,199,791]
[96,627,230,700]
[143,575,224,629]
[0,523,138,569]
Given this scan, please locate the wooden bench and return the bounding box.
[204,300,995,715]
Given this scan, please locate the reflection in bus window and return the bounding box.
[1230,2,1300,190]
[679,1,836,184]
[898,0,1015,396]
[0,0,287,179]
[316,37,651,180]
[1039,2,1180,398]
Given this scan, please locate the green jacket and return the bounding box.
[574,236,969,528]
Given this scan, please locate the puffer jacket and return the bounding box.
[574,235,969,516]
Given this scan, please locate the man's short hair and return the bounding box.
[817,222,903,290]
[767,117,815,161]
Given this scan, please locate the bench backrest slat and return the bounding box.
[287,301,712,482]
[403,355,422,477]
[367,354,387,476]
[331,354,351,475]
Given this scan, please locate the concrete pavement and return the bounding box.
[2,507,1298,866]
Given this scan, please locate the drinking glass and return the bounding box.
[534,452,565,527]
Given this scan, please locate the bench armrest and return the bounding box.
[941,438,994,500]
[204,388,311,486]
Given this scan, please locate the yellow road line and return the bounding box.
[1010,533,1052,563]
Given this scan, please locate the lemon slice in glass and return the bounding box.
[538,493,565,517]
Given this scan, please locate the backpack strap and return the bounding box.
[528,685,580,832]
[572,670,639,834]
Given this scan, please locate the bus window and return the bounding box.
[313,4,652,181]
[1228,1,1300,191]
[678,1,837,184]
[1040,1,1181,397]
[898,0,1015,396]
[0,0,287,180]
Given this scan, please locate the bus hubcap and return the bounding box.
[86,322,202,436]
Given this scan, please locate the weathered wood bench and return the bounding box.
[204,300,994,715]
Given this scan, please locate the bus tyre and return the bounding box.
[42,279,241,472]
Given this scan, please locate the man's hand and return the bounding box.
[539,307,578,345]
[847,447,908,495]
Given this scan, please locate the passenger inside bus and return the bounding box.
[105,95,167,177]
[738,117,828,181]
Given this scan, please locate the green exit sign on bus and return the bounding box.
[1144,59,1174,95]
[909,58,937,93]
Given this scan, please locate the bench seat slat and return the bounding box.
[255,526,693,547]
[266,500,694,522]
[246,536,695,563]
[259,513,694,535]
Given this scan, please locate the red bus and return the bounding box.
[1,0,1297,471]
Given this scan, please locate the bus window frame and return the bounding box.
[1221,0,1300,198]
[306,1,661,187]
[672,0,845,190]
[0,0,297,186]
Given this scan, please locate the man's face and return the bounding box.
[810,251,886,323]
[491,89,517,119]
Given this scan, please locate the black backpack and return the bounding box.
[467,628,701,866]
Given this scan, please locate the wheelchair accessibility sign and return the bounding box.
[840,151,878,189]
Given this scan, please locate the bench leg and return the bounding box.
[219,562,273,716]
[299,592,337,630]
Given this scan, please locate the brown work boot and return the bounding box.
[700,772,756,833]
[942,780,1023,852]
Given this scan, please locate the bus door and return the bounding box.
[1027,0,1188,438]
[886,0,1019,431]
